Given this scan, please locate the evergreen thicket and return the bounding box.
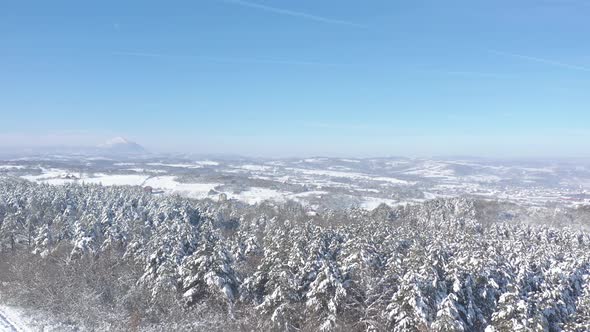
[0,178,589,331]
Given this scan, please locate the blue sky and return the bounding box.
[1,0,589,157]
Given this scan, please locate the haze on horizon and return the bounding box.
[1,0,589,158]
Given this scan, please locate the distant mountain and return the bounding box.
[0,137,150,159]
[98,137,147,155]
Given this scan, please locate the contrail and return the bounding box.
[491,50,590,72]
[220,0,366,28]
[111,51,345,66]
[421,69,514,79]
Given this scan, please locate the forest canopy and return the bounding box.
[0,178,589,331]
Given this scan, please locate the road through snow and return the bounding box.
[0,311,17,332]
[0,308,26,332]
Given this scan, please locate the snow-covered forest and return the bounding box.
[1,178,590,331]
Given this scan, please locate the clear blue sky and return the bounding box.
[1,0,589,157]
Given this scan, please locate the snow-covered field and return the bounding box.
[3,157,590,210]
[144,176,220,199]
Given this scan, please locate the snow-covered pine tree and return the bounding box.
[32,223,52,258]
[180,223,238,308]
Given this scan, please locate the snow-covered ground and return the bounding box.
[146,162,203,169]
[227,187,285,205]
[0,305,31,332]
[4,157,590,210]
[360,197,401,210]
[0,166,25,170]
[285,167,413,185]
[144,176,220,199]
[0,303,81,332]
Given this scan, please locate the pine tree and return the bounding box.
[180,225,238,308]
[432,293,467,331]
[32,223,52,258]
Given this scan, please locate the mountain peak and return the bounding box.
[98,137,147,154]
[103,136,132,146]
